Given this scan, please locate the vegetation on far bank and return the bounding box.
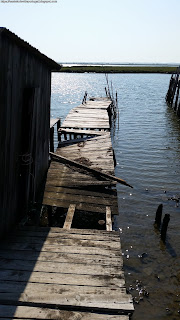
[57,65,177,74]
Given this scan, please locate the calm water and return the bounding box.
[51,73,180,320]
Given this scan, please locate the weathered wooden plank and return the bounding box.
[63,115,108,119]
[61,124,109,129]
[17,227,118,235]
[16,226,119,238]
[13,230,119,242]
[63,204,76,230]
[45,180,116,188]
[0,259,122,275]
[61,120,109,124]
[59,145,111,152]
[106,207,112,232]
[7,235,120,250]
[43,198,118,214]
[0,281,127,296]
[0,305,130,320]
[0,269,125,288]
[44,186,117,198]
[0,250,121,265]
[0,242,121,257]
[43,191,118,207]
[0,293,133,314]
[46,173,111,181]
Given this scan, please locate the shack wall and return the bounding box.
[0,33,51,237]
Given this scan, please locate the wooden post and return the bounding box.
[50,127,54,153]
[161,214,170,242]
[154,204,163,229]
[57,119,61,141]
[106,207,112,231]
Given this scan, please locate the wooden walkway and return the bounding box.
[0,98,134,319]
[0,227,133,319]
[61,98,111,130]
[44,98,119,217]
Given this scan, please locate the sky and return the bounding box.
[0,0,180,64]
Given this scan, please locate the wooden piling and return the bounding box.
[166,68,180,117]
[57,119,61,141]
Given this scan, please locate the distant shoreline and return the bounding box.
[56,65,177,74]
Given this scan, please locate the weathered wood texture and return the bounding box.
[61,99,111,130]
[0,305,129,320]
[63,204,76,229]
[0,227,134,318]
[43,99,120,215]
[0,28,59,238]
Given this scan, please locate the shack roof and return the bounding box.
[0,27,61,71]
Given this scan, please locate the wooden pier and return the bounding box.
[0,98,134,319]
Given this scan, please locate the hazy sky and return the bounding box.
[0,0,180,64]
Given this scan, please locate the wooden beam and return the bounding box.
[49,152,133,188]
[59,128,107,136]
[63,204,76,230]
[106,207,112,231]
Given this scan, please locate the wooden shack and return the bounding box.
[0,28,60,238]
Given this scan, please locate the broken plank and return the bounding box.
[106,207,112,232]
[63,204,76,230]
[50,152,133,188]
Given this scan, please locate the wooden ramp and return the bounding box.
[0,227,133,319]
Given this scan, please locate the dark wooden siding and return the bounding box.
[0,33,51,237]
